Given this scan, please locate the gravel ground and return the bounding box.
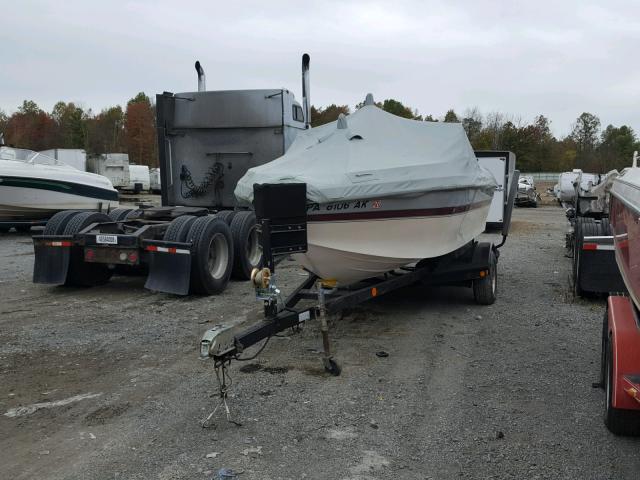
[1,205,639,479]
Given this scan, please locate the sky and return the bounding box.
[2,0,639,137]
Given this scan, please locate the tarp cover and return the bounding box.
[235,101,496,204]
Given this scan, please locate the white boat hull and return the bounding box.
[294,192,491,284]
[0,186,119,221]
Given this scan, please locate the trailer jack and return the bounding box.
[201,359,242,429]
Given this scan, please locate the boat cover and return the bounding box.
[235,99,497,204]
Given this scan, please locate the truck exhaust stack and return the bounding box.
[195,61,206,92]
[302,53,310,128]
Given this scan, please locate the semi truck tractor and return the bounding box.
[32,54,312,295]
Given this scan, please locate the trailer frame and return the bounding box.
[201,172,519,374]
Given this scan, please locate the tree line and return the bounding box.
[0,93,157,167]
[2,95,638,173]
[312,102,639,173]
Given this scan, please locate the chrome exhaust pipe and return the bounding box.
[302,53,310,128]
[195,61,206,92]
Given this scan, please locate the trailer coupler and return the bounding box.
[143,239,192,295]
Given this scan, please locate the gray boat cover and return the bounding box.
[235,100,496,204]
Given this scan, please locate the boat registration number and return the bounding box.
[96,234,118,245]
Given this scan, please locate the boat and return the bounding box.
[556,169,601,204]
[0,146,119,222]
[610,152,640,305]
[235,95,497,285]
[515,175,538,207]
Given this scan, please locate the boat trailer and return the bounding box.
[199,175,519,423]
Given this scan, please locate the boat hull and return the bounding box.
[611,173,640,306]
[0,185,119,221]
[294,188,492,284]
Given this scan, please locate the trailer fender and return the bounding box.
[144,239,192,295]
[471,242,495,268]
[32,235,73,284]
[607,295,640,411]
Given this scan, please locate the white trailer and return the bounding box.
[40,148,87,171]
[475,151,517,229]
[87,153,130,189]
[149,168,161,193]
[127,165,151,193]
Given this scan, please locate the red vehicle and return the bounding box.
[601,151,640,435]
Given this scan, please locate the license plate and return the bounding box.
[96,234,118,245]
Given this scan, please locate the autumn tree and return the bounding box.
[52,101,87,149]
[310,104,350,127]
[0,110,7,142]
[125,92,157,167]
[571,112,601,169]
[87,106,125,154]
[4,100,58,150]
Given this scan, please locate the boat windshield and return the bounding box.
[0,146,71,168]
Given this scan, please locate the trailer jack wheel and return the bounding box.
[324,358,342,376]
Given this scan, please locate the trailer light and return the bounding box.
[119,252,127,262]
[128,251,138,263]
[371,287,378,297]
[85,249,95,261]
[479,270,486,278]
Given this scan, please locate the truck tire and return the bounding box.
[163,215,197,242]
[604,334,640,435]
[215,210,237,226]
[108,208,134,221]
[473,249,497,305]
[125,209,142,220]
[186,216,233,295]
[230,211,262,280]
[63,212,113,287]
[43,210,81,235]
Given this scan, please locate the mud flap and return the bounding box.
[32,236,73,284]
[144,240,192,295]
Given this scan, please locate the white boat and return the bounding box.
[557,169,601,203]
[0,146,119,222]
[235,95,496,285]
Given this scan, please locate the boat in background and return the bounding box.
[515,175,538,207]
[0,146,119,223]
[236,95,496,285]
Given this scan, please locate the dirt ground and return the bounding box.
[1,206,639,479]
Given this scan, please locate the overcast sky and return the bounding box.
[2,0,639,137]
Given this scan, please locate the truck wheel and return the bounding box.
[230,211,262,280]
[108,208,134,221]
[63,212,113,287]
[216,210,237,226]
[473,249,497,305]
[164,215,197,242]
[43,210,81,235]
[125,209,142,220]
[604,335,640,435]
[186,216,234,295]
